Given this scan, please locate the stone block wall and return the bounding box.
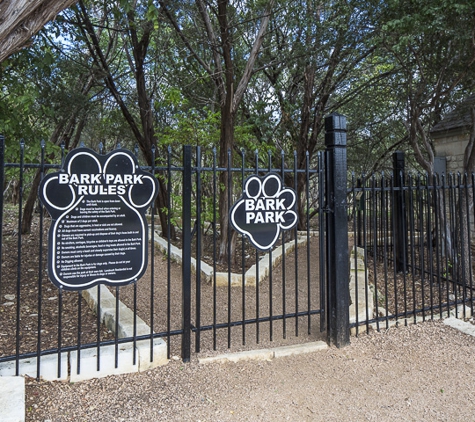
[433,131,469,175]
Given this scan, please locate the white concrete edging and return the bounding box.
[0,285,168,382]
[198,341,328,364]
[348,245,472,335]
[153,231,313,287]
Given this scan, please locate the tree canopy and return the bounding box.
[2,0,475,249]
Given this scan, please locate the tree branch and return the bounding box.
[233,0,275,110]
[158,0,214,76]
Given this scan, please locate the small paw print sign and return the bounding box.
[230,173,298,251]
[38,147,159,290]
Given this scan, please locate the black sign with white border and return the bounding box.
[38,147,158,290]
[230,173,298,251]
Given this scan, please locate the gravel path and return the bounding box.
[25,319,475,421]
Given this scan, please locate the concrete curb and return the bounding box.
[443,317,475,336]
[198,341,328,364]
[153,232,309,287]
[349,246,374,333]
[348,245,473,335]
[0,285,168,383]
[0,376,24,422]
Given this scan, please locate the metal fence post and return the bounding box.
[325,113,350,348]
[356,178,363,247]
[393,151,407,273]
[0,135,4,298]
[182,145,192,362]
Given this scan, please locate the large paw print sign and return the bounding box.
[230,173,298,251]
[39,147,159,290]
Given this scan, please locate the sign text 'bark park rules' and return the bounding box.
[39,148,159,290]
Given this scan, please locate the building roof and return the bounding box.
[430,94,475,138]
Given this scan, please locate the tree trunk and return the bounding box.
[218,107,236,263]
[76,1,175,240]
[160,0,274,260]
[21,71,93,234]
[0,0,77,62]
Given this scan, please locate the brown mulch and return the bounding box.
[0,208,113,359]
[1,208,323,360]
[115,233,324,358]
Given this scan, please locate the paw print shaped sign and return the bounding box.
[230,173,298,251]
[38,147,159,290]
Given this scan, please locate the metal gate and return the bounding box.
[175,145,326,361]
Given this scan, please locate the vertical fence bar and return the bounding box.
[458,173,466,317]
[305,151,312,334]
[449,174,457,315]
[381,173,390,329]
[442,174,451,317]
[0,136,4,300]
[15,140,25,375]
[182,145,192,362]
[350,173,358,333]
[434,173,443,319]
[57,287,63,378]
[76,291,82,375]
[167,146,172,359]
[212,148,218,350]
[390,175,399,324]
[195,146,202,353]
[417,174,426,321]
[96,285,101,371]
[356,178,363,247]
[463,173,472,316]
[36,140,46,380]
[408,174,415,324]
[114,286,119,368]
[280,150,287,339]
[325,113,350,348]
[318,151,326,333]
[362,175,369,333]
[255,150,260,343]
[393,152,407,273]
[426,173,434,320]
[241,149,246,345]
[470,173,475,316]
[227,148,232,348]
[268,151,273,342]
[371,175,379,331]
[149,145,156,362]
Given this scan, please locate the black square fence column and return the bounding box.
[325,113,350,348]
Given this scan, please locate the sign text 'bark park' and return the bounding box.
[230,173,298,251]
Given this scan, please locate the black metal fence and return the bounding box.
[349,151,475,334]
[1,114,352,380]
[4,117,473,381]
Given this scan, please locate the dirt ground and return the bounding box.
[5,213,475,421]
[0,209,113,359]
[25,319,475,421]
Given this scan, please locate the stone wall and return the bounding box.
[433,130,469,175]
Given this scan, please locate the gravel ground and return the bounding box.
[25,319,475,421]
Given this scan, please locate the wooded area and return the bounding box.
[1,0,475,260]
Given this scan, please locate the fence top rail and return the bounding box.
[4,161,320,176]
[349,173,475,189]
